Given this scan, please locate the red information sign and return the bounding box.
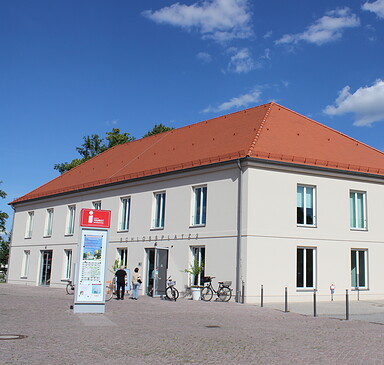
[80,209,111,228]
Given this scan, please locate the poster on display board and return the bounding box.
[76,228,108,303]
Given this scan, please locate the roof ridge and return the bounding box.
[246,102,274,156]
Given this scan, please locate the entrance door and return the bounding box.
[40,250,53,286]
[146,248,168,297]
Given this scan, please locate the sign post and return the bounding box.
[73,209,111,314]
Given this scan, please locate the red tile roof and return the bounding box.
[12,103,384,204]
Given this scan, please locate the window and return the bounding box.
[25,211,34,238]
[93,201,101,210]
[296,247,316,289]
[63,250,72,280]
[66,205,76,235]
[21,250,30,278]
[351,249,368,289]
[192,186,207,226]
[190,246,205,286]
[152,192,166,229]
[119,197,131,231]
[297,185,316,226]
[117,248,128,268]
[350,191,367,229]
[44,208,54,237]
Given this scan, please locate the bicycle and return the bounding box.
[201,276,232,302]
[65,280,75,295]
[105,278,117,301]
[165,276,179,301]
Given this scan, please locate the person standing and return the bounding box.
[115,266,127,300]
[131,267,141,300]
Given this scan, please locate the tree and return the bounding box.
[0,182,8,233]
[143,124,174,138]
[54,128,135,174]
[0,182,9,272]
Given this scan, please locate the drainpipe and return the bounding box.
[236,159,243,303]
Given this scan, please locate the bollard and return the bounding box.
[313,289,317,317]
[242,282,245,304]
[346,289,349,320]
[261,285,264,308]
[284,287,288,313]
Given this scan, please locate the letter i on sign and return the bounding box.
[88,211,94,223]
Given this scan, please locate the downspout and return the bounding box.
[235,159,243,303]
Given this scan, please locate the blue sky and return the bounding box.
[2,0,384,231]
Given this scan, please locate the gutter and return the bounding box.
[235,159,244,303]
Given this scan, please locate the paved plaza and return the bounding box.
[1,284,384,365]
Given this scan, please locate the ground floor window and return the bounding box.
[190,246,205,286]
[21,250,30,278]
[117,248,128,268]
[296,247,316,289]
[351,249,368,289]
[63,250,72,280]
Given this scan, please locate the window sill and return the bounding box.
[189,224,206,228]
[150,227,164,231]
[351,287,369,291]
[117,230,129,233]
[43,235,52,238]
[296,288,317,292]
[64,234,74,237]
[350,228,368,232]
[297,224,317,228]
[20,276,28,279]
[24,237,32,240]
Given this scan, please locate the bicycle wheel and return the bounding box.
[217,286,231,302]
[201,286,213,301]
[172,287,179,301]
[66,283,75,295]
[165,287,178,301]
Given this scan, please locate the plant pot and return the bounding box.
[191,286,201,301]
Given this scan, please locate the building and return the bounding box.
[8,102,384,303]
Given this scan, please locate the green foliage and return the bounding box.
[143,124,174,138]
[0,234,10,269]
[0,182,8,233]
[184,258,204,286]
[105,128,135,148]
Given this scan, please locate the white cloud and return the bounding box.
[276,8,360,46]
[196,52,212,63]
[143,0,253,42]
[362,0,384,18]
[203,87,262,113]
[227,47,257,73]
[323,79,384,126]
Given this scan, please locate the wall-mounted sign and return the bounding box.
[80,209,111,228]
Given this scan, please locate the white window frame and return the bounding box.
[63,249,72,280]
[191,186,207,226]
[297,185,316,227]
[21,250,30,278]
[44,208,54,237]
[117,248,128,268]
[65,205,76,235]
[350,191,367,230]
[119,197,131,231]
[152,192,166,229]
[92,201,102,210]
[25,211,34,238]
[296,246,316,290]
[351,249,368,289]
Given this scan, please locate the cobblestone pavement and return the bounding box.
[1,284,384,365]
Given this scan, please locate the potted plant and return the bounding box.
[184,258,204,300]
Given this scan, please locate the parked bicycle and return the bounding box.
[201,276,232,302]
[165,276,179,301]
[66,280,75,295]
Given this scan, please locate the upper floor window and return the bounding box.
[296,247,316,289]
[25,211,34,238]
[350,191,367,230]
[192,186,207,226]
[351,249,368,289]
[66,205,76,235]
[44,208,54,237]
[152,192,166,229]
[297,185,316,226]
[93,201,102,210]
[119,197,131,231]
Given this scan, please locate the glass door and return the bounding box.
[40,250,53,286]
[146,248,168,297]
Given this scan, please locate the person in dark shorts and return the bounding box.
[115,266,127,300]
